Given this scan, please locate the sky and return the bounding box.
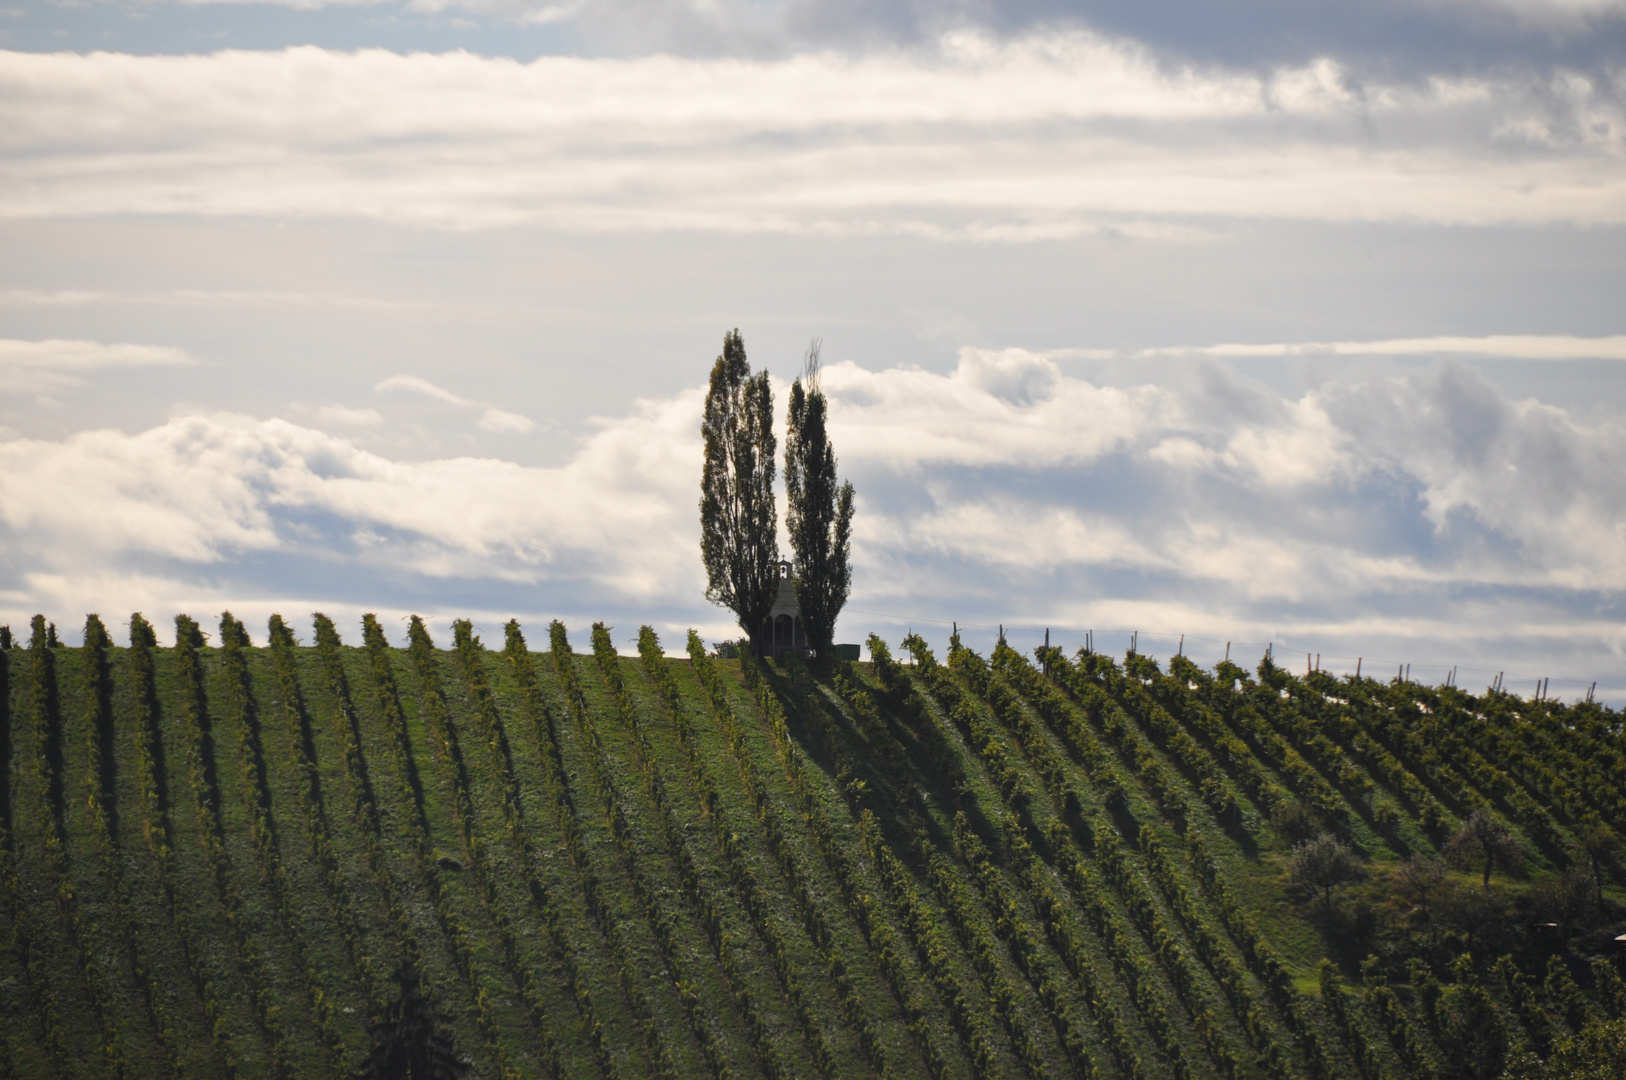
[1,0,1624,702]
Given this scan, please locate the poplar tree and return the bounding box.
[786,339,855,666]
[700,329,780,655]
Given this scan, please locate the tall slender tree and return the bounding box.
[786,339,855,665]
[700,329,780,655]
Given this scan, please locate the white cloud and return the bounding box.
[376,374,473,405]
[316,404,385,426]
[1051,333,1626,361]
[3,354,1620,586]
[375,372,536,433]
[819,351,1165,469]
[0,39,1621,234]
[0,388,698,588]
[478,407,537,433]
[0,337,194,394]
[0,287,440,311]
[1221,396,1347,488]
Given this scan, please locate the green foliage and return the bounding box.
[1500,1016,1626,1080]
[1289,834,1366,907]
[1428,958,1510,1080]
[1442,811,1524,890]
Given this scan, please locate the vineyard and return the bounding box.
[0,612,1622,1080]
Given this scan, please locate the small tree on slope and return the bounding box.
[700,328,780,656]
[1445,811,1524,891]
[1290,832,1365,910]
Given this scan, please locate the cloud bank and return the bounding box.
[1053,335,1626,362]
[46,0,1626,79]
[2,40,1622,234]
[1,350,1621,696]
[0,338,195,395]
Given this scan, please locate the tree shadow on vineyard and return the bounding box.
[351,965,468,1080]
[780,655,937,854]
[763,655,999,867]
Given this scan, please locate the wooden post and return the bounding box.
[1178,634,1183,657]
[1224,641,1230,663]
[1356,657,1361,678]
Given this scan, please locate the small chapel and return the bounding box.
[766,559,807,658]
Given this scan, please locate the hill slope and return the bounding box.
[0,612,1621,1080]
